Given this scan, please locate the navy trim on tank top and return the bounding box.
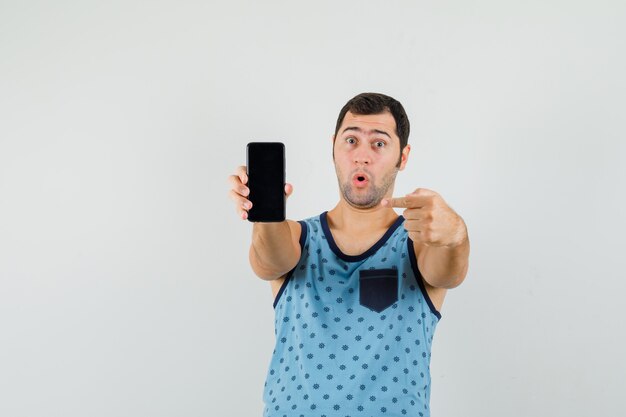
[272,221,308,309]
[407,237,442,320]
[320,211,405,262]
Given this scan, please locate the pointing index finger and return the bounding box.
[385,197,408,208]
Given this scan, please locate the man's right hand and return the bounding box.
[228,165,293,221]
[229,165,301,281]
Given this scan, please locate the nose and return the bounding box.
[353,149,371,166]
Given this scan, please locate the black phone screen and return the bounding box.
[246,142,285,222]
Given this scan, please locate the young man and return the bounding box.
[228,92,469,417]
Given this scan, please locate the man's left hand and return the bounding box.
[382,188,467,248]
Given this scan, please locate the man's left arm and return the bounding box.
[383,188,470,289]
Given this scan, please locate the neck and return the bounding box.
[326,199,399,233]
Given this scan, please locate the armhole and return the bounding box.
[407,237,442,320]
[273,221,308,309]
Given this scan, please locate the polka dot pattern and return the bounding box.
[263,214,440,417]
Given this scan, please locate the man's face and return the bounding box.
[333,111,410,209]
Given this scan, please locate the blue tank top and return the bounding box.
[263,212,441,417]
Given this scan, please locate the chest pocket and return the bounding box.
[358,268,398,313]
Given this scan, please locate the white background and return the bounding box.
[1,1,625,416]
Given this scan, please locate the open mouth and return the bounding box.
[352,173,369,187]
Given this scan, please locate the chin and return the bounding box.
[345,196,381,210]
[341,182,385,209]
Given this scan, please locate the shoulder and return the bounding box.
[284,219,304,246]
[292,213,326,239]
[285,214,321,249]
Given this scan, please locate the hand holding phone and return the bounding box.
[246,142,286,222]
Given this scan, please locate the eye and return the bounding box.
[346,137,357,145]
[374,141,386,148]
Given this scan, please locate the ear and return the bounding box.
[398,144,411,171]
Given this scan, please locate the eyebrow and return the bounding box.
[341,126,392,139]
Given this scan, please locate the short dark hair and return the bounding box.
[334,92,410,151]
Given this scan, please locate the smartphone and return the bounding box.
[246,142,286,222]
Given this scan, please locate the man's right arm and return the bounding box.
[249,220,301,280]
[229,165,302,281]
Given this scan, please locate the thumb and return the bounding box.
[284,183,294,199]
